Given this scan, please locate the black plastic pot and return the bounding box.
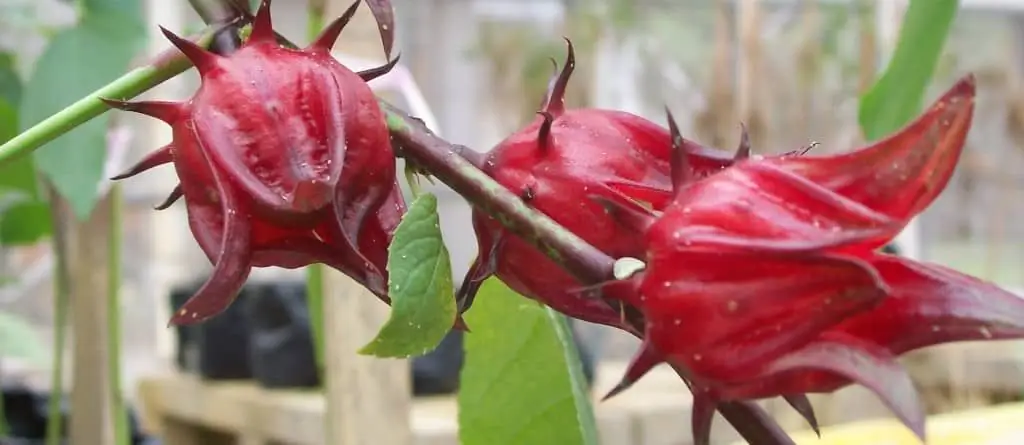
[412,328,464,396]
[170,278,599,394]
[244,280,320,389]
[169,280,253,380]
[410,314,598,396]
[1,385,51,439]
[0,385,157,445]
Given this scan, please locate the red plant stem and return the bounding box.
[384,103,795,445]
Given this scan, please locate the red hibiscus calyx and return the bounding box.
[457,38,754,333]
[102,0,412,326]
[592,75,1024,444]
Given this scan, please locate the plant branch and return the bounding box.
[0,24,226,166]
[383,105,614,284]
[383,104,794,445]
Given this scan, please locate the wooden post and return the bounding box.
[736,0,765,146]
[320,1,412,444]
[51,192,115,445]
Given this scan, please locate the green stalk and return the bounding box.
[0,26,222,166]
[305,0,326,383]
[307,3,325,45]
[107,184,127,445]
[306,264,325,378]
[46,184,70,445]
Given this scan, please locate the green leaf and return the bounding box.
[0,189,29,215]
[0,310,47,365]
[0,53,22,106]
[0,100,51,245]
[21,12,146,219]
[84,0,144,22]
[458,279,598,445]
[359,193,457,358]
[858,0,959,141]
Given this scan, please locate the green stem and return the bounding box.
[0,26,222,166]
[304,0,327,385]
[307,6,325,44]
[45,184,69,445]
[107,185,127,445]
[306,264,325,379]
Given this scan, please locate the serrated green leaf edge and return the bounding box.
[359,192,457,358]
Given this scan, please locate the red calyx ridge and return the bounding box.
[100,0,436,327]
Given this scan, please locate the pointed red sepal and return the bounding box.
[602,179,672,209]
[651,162,900,255]
[841,254,1024,354]
[160,26,222,76]
[733,123,751,160]
[775,75,975,224]
[691,390,718,445]
[536,57,559,112]
[110,143,174,180]
[783,394,820,437]
[328,184,389,301]
[588,193,657,235]
[456,227,504,315]
[247,0,277,44]
[536,111,555,152]
[539,37,574,118]
[602,338,662,401]
[100,98,182,124]
[310,0,361,53]
[154,184,183,211]
[170,175,253,325]
[764,335,926,442]
[364,0,396,59]
[357,53,401,81]
[665,107,692,193]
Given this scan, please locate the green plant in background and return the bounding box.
[859,0,959,141]
[0,190,49,438]
[0,0,148,443]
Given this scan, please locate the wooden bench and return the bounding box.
[754,401,1024,445]
[136,361,730,445]
[136,344,1024,445]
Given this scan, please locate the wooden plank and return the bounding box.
[139,356,1024,445]
[136,362,695,445]
[50,190,116,445]
[321,268,413,445]
[317,1,413,444]
[762,401,1024,445]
